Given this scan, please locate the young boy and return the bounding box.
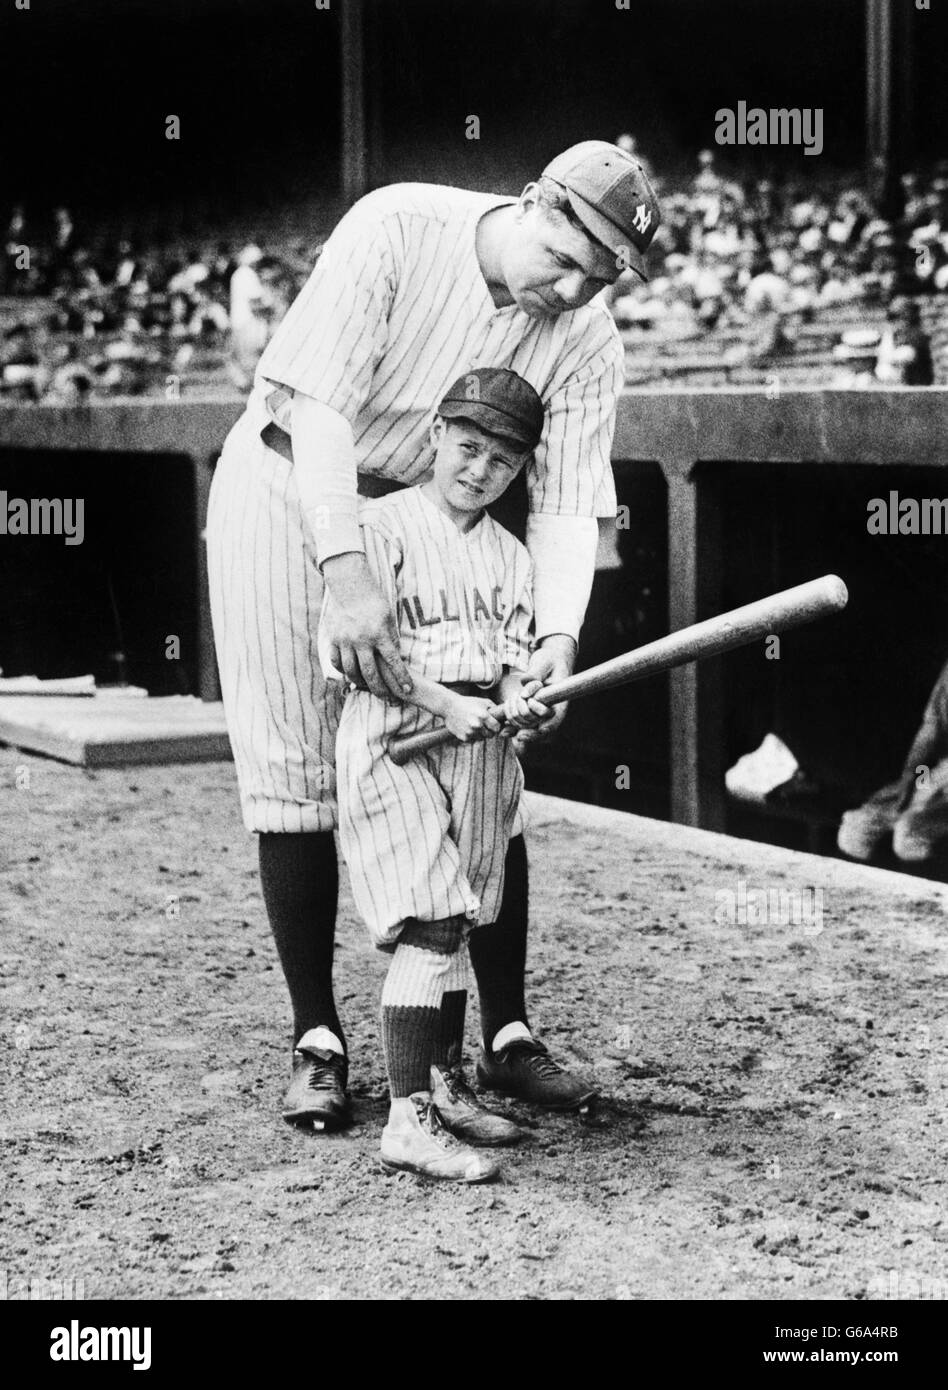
[325,367,550,1182]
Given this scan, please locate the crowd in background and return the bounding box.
[0,211,318,402]
[3,148,947,402]
[610,141,945,386]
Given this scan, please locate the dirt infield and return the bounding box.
[2,747,947,1301]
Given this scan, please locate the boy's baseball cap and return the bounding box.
[542,139,662,282]
[437,367,544,450]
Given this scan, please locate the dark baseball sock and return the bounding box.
[433,944,468,1068]
[437,991,467,1069]
[258,831,345,1052]
[467,834,530,1051]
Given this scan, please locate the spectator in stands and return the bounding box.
[228,244,267,390]
[1,323,43,400]
[44,342,95,404]
[874,297,934,386]
[693,148,722,201]
[52,206,75,254]
[3,161,946,398]
[2,205,31,294]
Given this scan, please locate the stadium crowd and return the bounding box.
[611,144,945,386]
[0,209,317,402]
[2,149,947,402]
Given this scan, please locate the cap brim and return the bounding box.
[564,189,649,282]
[437,400,538,450]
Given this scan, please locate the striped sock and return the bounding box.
[436,945,469,1069]
[381,917,465,1098]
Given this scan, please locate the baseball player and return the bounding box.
[329,369,550,1181]
[205,141,661,1132]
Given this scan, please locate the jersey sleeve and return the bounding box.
[256,194,401,422]
[501,545,534,671]
[527,314,624,520]
[359,515,403,612]
[315,518,401,681]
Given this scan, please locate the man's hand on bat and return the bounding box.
[498,677,550,736]
[510,637,575,745]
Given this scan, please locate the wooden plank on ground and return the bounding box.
[0,694,232,767]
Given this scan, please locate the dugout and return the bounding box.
[1,389,947,868]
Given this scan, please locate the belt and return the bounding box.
[260,420,405,499]
[438,681,496,698]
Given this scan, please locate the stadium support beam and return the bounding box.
[340,0,368,206]
[865,0,914,217]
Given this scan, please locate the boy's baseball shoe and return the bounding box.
[380,1096,500,1183]
[430,1064,524,1147]
[282,1034,351,1130]
[476,1038,598,1112]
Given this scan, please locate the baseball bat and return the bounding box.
[386,573,848,766]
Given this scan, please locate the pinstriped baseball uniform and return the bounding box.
[333,487,532,947]
[206,181,623,835]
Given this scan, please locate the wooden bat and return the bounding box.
[386,573,848,766]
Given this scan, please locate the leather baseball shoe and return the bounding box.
[282,1040,351,1130]
[380,1096,500,1183]
[476,1038,598,1112]
[430,1064,524,1146]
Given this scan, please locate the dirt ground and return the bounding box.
[2,746,948,1302]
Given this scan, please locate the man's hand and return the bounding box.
[443,694,504,744]
[498,678,549,735]
[322,553,413,700]
[514,635,577,746]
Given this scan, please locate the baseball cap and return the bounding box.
[542,139,661,282]
[436,367,544,451]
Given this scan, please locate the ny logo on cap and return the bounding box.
[631,203,652,236]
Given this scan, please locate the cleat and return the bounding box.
[477,1037,598,1112]
[282,1040,351,1131]
[430,1064,524,1146]
[380,1096,501,1183]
